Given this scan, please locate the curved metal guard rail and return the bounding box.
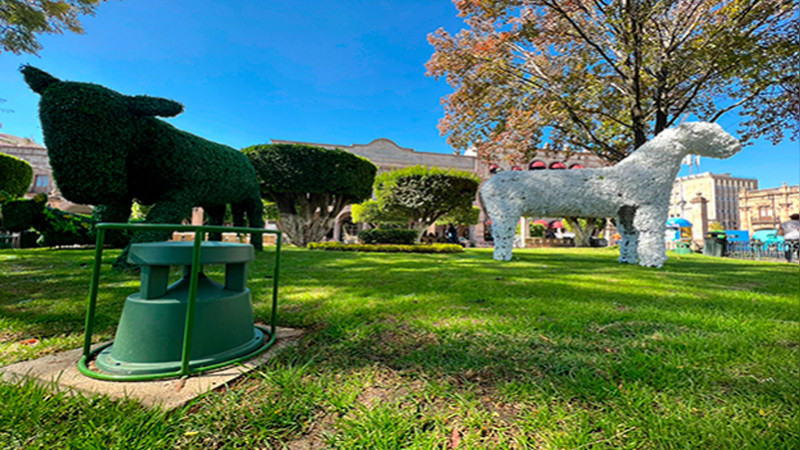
[78,223,282,381]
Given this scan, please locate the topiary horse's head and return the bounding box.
[0,192,47,232]
[675,122,742,160]
[21,66,184,205]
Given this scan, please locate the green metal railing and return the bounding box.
[78,223,282,381]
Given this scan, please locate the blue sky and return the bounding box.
[1,0,797,189]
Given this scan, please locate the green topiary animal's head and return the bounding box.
[20,66,184,205]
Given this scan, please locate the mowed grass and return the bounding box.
[0,246,798,448]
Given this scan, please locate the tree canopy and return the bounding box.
[244,143,377,247]
[371,165,480,237]
[427,0,798,164]
[1,0,106,55]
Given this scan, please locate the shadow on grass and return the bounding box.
[244,247,799,404]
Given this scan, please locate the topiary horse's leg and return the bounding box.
[617,205,639,264]
[634,205,669,268]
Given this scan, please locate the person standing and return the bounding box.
[778,213,800,262]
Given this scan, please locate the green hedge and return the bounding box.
[0,153,33,197]
[358,228,418,245]
[308,242,463,253]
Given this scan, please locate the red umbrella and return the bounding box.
[532,219,549,227]
[549,220,564,229]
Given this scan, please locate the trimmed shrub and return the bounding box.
[243,143,377,247]
[308,242,463,253]
[21,66,264,268]
[373,165,480,238]
[0,193,93,246]
[0,152,33,197]
[358,228,418,245]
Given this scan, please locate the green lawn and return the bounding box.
[1,247,798,448]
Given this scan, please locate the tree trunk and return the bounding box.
[566,217,597,248]
[274,193,350,247]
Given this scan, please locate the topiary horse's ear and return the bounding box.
[127,95,184,117]
[0,191,10,204]
[33,193,48,204]
[21,65,60,94]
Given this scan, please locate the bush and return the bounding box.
[0,193,93,246]
[530,223,546,238]
[308,242,464,253]
[0,153,33,197]
[358,228,418,245]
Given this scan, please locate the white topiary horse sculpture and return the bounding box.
[480,122,741,267]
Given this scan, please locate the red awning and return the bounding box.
[511,165,523,171]
[569,164,584,169]
[549,162,567,169]
[488,163,500,173]
[529,160,546,170]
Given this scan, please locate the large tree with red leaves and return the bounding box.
[427,0,798,165]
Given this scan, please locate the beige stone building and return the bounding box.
[739,183,800,234]
[0,133,91,213]
[669,172,758,230]
[272,137,608,244]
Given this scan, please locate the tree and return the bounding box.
[244,143,377,247]
[1,0,107,55]
[427,0,797,165]
[372,165,480,239]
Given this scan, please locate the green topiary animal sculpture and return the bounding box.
[21,66,264,268]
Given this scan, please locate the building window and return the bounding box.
[35,175,49,187]
[759,206,770,218]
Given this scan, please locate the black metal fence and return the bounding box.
[726,240,800,263]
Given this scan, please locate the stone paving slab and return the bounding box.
[0,327,302,410]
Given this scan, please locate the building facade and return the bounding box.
[669,172,758,230]
[739,183,800,234]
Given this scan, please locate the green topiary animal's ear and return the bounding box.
[20,65,60,94]
[126,95,184,117]
[33,193,48,204]
[0,191,10,204]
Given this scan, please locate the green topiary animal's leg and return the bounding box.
[92,201,132,248]
[204,205,225,242]
[248,198,264,251]
[233,197,263,251]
